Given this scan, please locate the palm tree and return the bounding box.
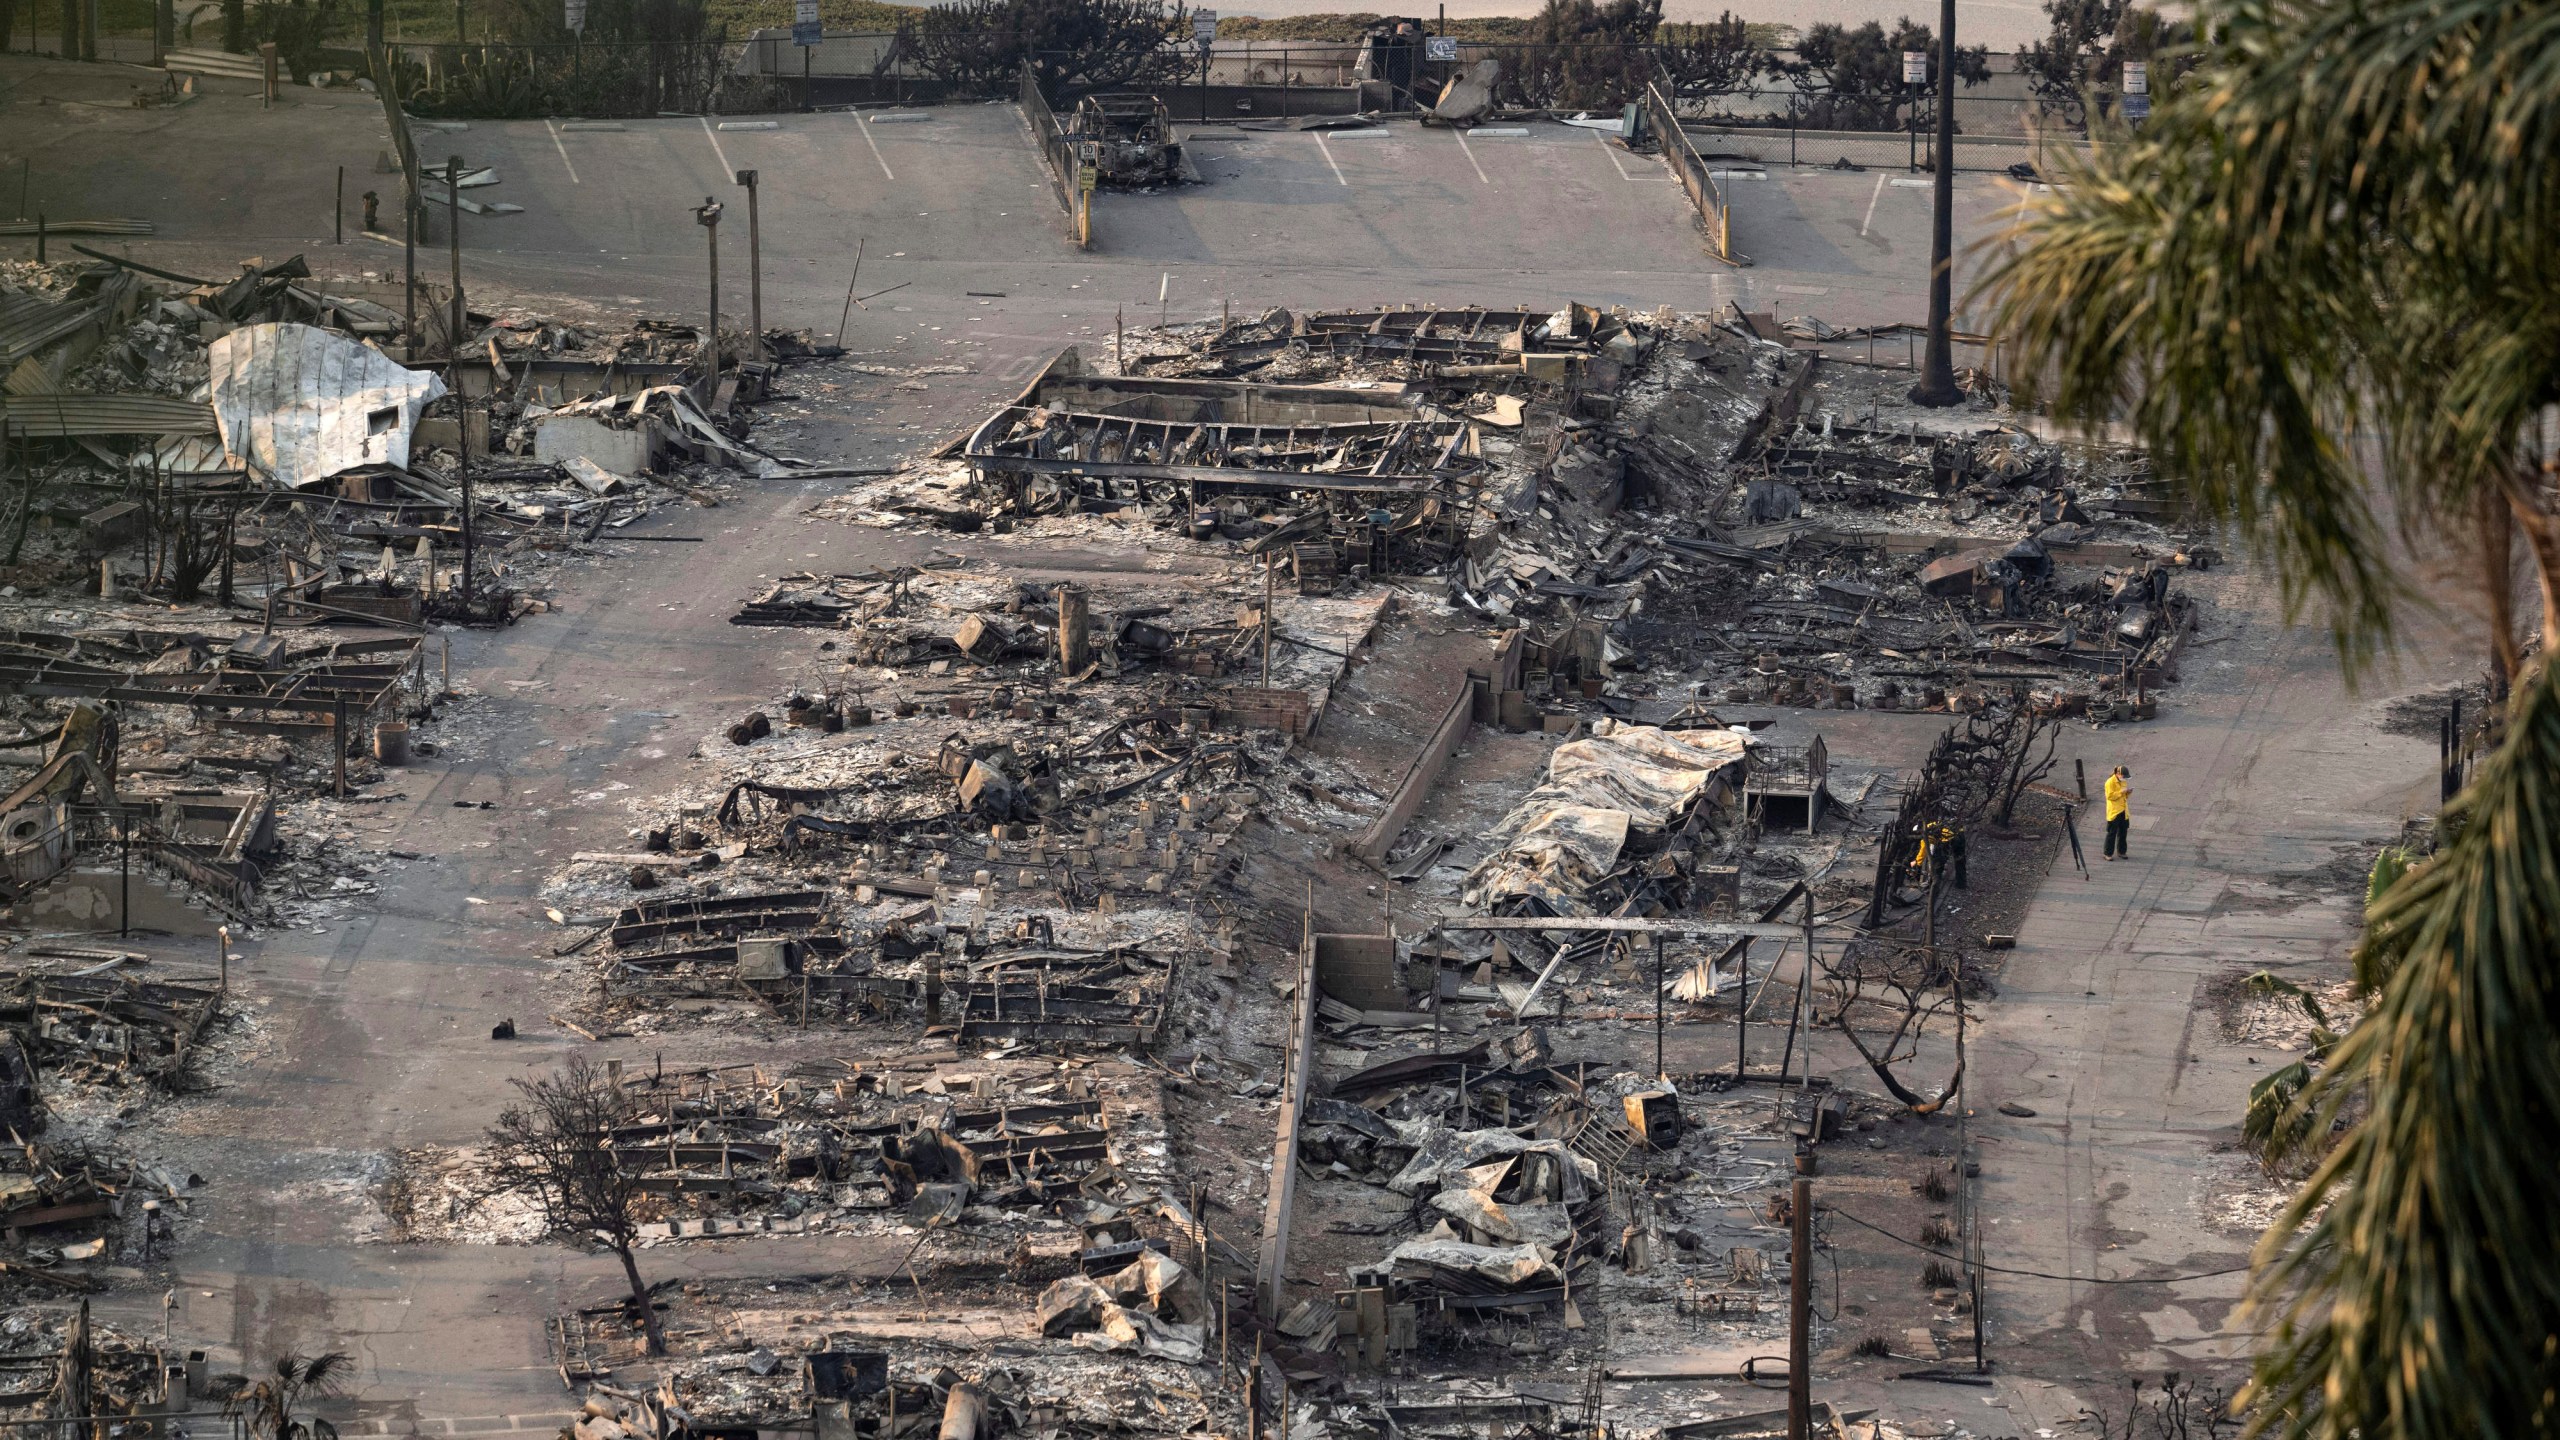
[1977,1,2560,1436]
[205,1353,357,1440]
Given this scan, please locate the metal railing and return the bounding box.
[1643,80,1743,265]
[1020,61,1091,248]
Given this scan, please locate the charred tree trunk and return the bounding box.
[616,1244,666,1355]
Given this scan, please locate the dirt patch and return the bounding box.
[2205,837,2389,919]
[2377,679,2493,741]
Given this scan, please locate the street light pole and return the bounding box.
[1909,0,1963,406]
[735,169,762,359]
[695,198,724,404]
[445,153,465,359]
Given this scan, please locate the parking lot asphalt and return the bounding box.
[7,66,2022,345]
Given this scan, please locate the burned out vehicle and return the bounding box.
[1071,94,1184,187]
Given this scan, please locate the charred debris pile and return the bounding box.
[0,250,850,632]
[540,657,1296,1035]
[0,944,227,1297]
[390,1051,1185,1248]
[893,302,2210,726]
[0,248,865,937]
[0,623,427,937]
[0,1306,185,1411]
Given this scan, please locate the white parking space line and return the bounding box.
[544,119,580,185]
[1452,128,1490,184]
[699,115,734,177]
[1593,129,1635,180]
[857,116,897,180]
[1313,133,1348,186]
[1858,172,1886,235]
[1590,129,1673,181]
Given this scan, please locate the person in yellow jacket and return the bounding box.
[2103,765,2132,860]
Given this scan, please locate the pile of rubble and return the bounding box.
[0,249,843,633]
[555,1319,1239,1440]
[0,942,236,1293]
[818,303,2206,730]
[388,1050,1188,1248]
[0,622,435,936]
[0,1306,177,1409]
[430,298,2195,1440]
[0,245,876,941]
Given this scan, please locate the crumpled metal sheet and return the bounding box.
[1382,1237,1562,1289]
[549,383,791,479]
[205,322,447,488]
[1464,721,1748,908]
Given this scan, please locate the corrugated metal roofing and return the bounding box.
[205,323,447,489]
[0,291,106,367]
[0,393,217,437]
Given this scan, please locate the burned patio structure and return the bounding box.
[938,304,2205,727]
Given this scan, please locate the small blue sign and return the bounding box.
[792,19,821,44]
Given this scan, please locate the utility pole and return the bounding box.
[694,198,724,404]
[1908,0,1963,407]
[734,169,763,358]
[1735,937,1749,1078]
[403,188,418,354]
[458,396,475,602]
[1653,933,1665,1080]
[1788,1175,1812,1440]
[445,154,464,358]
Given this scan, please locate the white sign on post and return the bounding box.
[2121,59,2148,94]
[1902,49,1927,84]
[1425,35,1458,61]
[793,0,820,46]
[1193,9,1217,43]
[564,0,584,32]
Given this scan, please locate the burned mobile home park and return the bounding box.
[0,22,2437,1440]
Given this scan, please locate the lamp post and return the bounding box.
[694,198,724,404]
[735,169,762,359]
[445,153,465,359]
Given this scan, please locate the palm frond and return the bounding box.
[2240,657,2560,1438]
[294,1352,357,1395]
